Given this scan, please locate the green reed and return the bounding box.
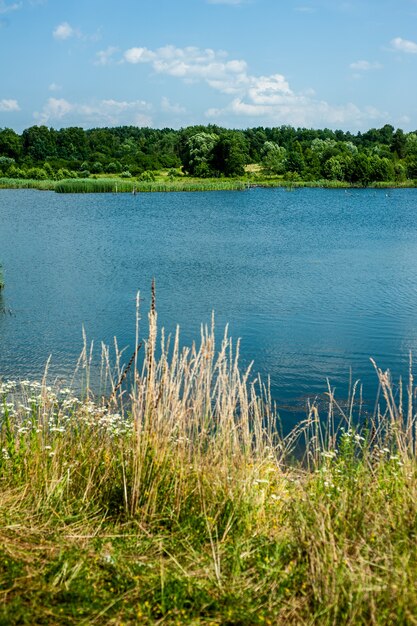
[55,178,247,193]
[0,177,57,190]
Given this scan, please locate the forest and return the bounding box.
[0,123,416,184]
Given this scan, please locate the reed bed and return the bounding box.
[0,177,57,191]
[1,296,417,623]
[55,178,247,193]
[0,176,415,194]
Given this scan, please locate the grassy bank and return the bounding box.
[1,301,417,624]
[1,175,417,194]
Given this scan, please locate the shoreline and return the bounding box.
[0,176,416,193]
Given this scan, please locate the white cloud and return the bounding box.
[247,74,292,104]
[0,98,20,112]
[124,47,156,64]
[120,43,385,129]
[95,46,119,66]
[124,45,238,84]
[48,82,62,92]
[124,45,248,94]
[391,37,417,54]
[34,97,152,127]
[349,60,382,71]
[161,97,186,115]
[207,96,387,128]
[35,97,73,121]
[53,21,79,40]
[53,22,100,44]
[0,1,21,15]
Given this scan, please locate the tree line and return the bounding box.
[0,123,416,184]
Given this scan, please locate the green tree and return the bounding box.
[285,142,305,176]
[211,132,249,177]
[56,127,88,160]
[0,156,15,174]
[391,129,407,159]
[323,156,344,181]
[183,132,219,176]
[369,155,395,181]
[0,128,22,160]
[347,153,371,184]
[261,141,286,175]
[22,126,57,162]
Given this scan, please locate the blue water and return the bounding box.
[1,187,417,424]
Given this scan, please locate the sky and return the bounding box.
[1,0,417,132]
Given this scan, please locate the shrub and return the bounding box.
[25,167,48,180]
[91,162,104,174]
[139,170,155,182]
[105,162,120,174]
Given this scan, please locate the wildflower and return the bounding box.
[321,450,337,459]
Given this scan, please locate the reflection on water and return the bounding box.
[1,187,417,426]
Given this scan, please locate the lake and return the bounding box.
[1,187,417,426]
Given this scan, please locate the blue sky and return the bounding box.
[1,0,417,132]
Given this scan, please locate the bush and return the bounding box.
[91,162,104,174]
[105,162,120,174]
[7,165,25,179]
[25,167,48,180]
[43,163,55,179]
[56,168,73,180]
[167,168,179,180]
[139,170,156,182]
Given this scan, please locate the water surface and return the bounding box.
[1,187,417,425]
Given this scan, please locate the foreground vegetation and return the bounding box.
[1,123,417,188]
[1,298,417,624]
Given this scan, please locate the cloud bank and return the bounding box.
[34,97,152,127]
[116,43,386,128]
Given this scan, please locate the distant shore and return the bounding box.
[0,176,416,193]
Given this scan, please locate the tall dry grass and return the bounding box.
[2,290,417,623]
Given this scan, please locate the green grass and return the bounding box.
[2,297,417,624]
[0,177,57,191]
[1,175,416,194]
[55,178,247,193]
[247,177,417,189]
